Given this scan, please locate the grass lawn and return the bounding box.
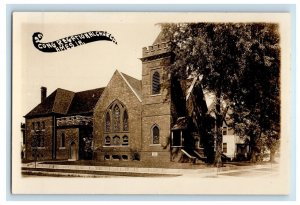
[27,159,272,169]
[39,160,214,169]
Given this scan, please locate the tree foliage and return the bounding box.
[162,23,280,165]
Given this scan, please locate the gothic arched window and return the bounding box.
[152,125,160,144]
[152,71,160,95]
[113,105,120,131]
[104,100,129,147]
[105,112,111,132]
[123,110,129,131]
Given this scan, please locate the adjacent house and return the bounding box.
[24,87,104,161]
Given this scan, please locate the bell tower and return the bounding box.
[140,33,173,162]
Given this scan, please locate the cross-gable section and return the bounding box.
[119,71,142,102]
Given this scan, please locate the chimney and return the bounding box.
[41,86,47,102]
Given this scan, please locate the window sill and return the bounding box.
[32,147,45,150]
[35,129,45,132]
[149,144,161,147]
[59,147,66,150]
[150,93,161,97]
[103,145,130,148]
[104,131,130,134]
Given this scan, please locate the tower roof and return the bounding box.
[152,31,168,45]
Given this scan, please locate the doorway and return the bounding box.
[69,142,77,160]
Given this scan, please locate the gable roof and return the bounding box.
[52,88,75,115]
[25,89,59,118]
[25,87,105,118]
[186,77,198,101]
[119,71,142,102]
[68,88,105,115]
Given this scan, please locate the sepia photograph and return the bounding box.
[12,12,291,195]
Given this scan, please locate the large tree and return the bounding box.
[162,23,280,166]
[228,23,280,162]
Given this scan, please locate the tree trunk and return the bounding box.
[214,91,223,167]
[249,131,261,163]
[250,150,257,163]
[249,138,258,163]
[269,149,276,162]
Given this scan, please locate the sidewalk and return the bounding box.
[22,161,279,178]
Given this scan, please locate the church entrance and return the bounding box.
[69,142,77,160]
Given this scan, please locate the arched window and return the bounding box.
[104,100,129,147]
[113,105,120,131]
[123,110,129,131]
[112,135,121,146]
[61,133,65,147]
[152,125,160,144]
[105,136,111,146]
[152,71,160,95]
[105,112,111,132]
[122,135,129,146]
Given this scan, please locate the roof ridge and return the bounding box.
[74,87,105,95]
[120,72,141,82]
[56,87,74,93]
[67,87,105,115]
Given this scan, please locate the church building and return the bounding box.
[23,32,246,164]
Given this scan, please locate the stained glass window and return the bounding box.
[113,105,120,131]
[123,110,129,131]
[104,101,129,146]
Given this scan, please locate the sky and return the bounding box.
[13,13,163,121]
[13,12,291,125]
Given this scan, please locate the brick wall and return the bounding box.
[25,116,53,161]
[140,51,172,162]
[56,127,79,160]
[93,71,142,161]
